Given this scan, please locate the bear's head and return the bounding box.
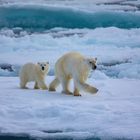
[37,62,49,74]
[86,57,97,70]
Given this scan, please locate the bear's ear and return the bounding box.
[37,62,40,65]
[46,62,49,64]
[83,58,89,63]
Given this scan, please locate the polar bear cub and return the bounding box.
[49,52,98,96]
[19,62,49,89]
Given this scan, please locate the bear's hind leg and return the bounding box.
[73,79,81,96]
[61,78,72,95]
[20,74,28,89]
[20,80,28,89]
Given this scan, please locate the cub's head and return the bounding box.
[86,57,97,70]
[37,62,49,73]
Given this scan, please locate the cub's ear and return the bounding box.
[46,62,49,64]
[37,62,40,65]
[95,57,97,61]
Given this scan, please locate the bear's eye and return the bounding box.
[44,64,46,66]
[89,61,92,64]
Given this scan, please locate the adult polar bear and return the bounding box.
[49,52,98,96]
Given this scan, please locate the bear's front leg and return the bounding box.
[89,86,98,94]
[34,82,39,89]
[37,80,48,90]
[74,88,81,96]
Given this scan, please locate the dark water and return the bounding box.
[0,134,101,140]
[0,6,140,32]
[0,135,35,140]
[0,134,133,140]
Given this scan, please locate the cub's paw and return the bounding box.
[49,87,56,92]
[34,86,39,89]
[42,86,48,90]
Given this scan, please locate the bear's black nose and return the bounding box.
[42,66,45,70]
[92,65,96,70]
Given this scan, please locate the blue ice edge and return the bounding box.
[0,6,140,32]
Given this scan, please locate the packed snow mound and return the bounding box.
[0,27,140,79]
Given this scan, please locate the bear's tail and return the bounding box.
[49,77,60,91]
[77,81,98,94]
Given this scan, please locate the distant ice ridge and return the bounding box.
[0,27,140,79]
[0,6,140,31]
[0,0,140,12]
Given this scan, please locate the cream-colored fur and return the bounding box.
[49,52,98,96]
[19,62,49,89]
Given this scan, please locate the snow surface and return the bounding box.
[0,76,140,139]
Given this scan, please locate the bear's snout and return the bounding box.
[92,65,97,70]
[42,66,45,70]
